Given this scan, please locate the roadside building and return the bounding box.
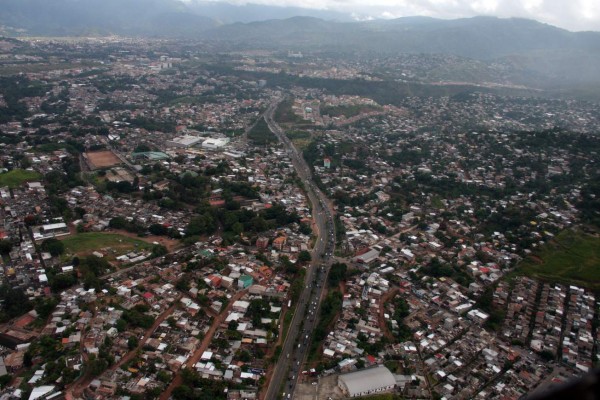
[338,366,396,397]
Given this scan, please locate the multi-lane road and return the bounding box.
[263,97,336,400]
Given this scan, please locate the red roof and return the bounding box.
[143,292,154,299]
[355,247,371,256]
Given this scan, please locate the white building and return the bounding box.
[33,222,70,241]
[338,366,396,397]
[166,135,203,148]
[202,137,230,150]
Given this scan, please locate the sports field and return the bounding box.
[84,150,122,169]
[61,232,151,260]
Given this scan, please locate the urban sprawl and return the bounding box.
[0,37,599,400]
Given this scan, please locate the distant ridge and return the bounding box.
[204,15,600,59]
[0,0,219,37]
[1,0,599,87]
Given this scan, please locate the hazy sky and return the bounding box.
[196,0,600,31]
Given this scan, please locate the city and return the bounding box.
[0,17,599,400]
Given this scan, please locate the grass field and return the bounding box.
[518,230,600,290]
[0,169,43,188]
[286,130,312,150]
[61,232,152,260]
[320,103,381,118]
[0,61,101,76]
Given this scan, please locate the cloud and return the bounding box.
[199,0,600,31]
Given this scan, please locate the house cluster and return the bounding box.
[560,286,595,373]
[498,277,538,344]
[321,272,390,361]
[0,181,69,298]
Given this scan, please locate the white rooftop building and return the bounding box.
[166,135,203,148]
[202,137,230,150]
[338,366,396,397]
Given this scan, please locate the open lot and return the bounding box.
[84,150,122,169]
[294,374,344,400]
[518,229,600,290]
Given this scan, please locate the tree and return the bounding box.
[157,370,171,384]
[186,213,216,236]
[298,250,312,264]
[128,336,139,350]
[172,385,193,400]
[109,216,127,229]
[151,244,168,258]
[299,223,312,235]
[0,239,13,255]
[227,320,239,331]
[87,356,108,376]
[0,374,12,388]
[40,238,65,256]
[149,224,168,236]
[175,278,190,292]
[116,319,127,332]
[237,350,251,362]
[0,285,33,322]
[328,263,348,288]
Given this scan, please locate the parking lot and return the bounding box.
[294,374,345,400]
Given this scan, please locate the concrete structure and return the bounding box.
[201,137,230,150]
[131,151,170,161]
[256,236,270,250]
[166,135,203,148]
[238,275,253,289]
[33,222,70,241]
[338,366,396,397]
[355,248,380,264]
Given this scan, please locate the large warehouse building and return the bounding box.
[338,366,396,397]
[166,135,203,148]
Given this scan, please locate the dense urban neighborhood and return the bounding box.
[0,34,599,400]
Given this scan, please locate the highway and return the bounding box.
[263,97,337,400]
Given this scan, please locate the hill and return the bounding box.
[0,0,219,37]
[204,16,600,87]
[205,16,600,58]
[2,1,599,88]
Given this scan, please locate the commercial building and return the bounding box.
[166,135,203,148]
[355,248,380,264]
[201,137,230,150]
[33,222,70,241]
[338,366,396,397]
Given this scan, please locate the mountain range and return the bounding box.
[1,0,600,89]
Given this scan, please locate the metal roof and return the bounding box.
[339,366,396,396]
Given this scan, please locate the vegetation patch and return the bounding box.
[286,130,311,150]
[0,169,43,188]
[320,103,381,118]
[274,97,309,124]
[248,117,277,145]
[517,229,600,290]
